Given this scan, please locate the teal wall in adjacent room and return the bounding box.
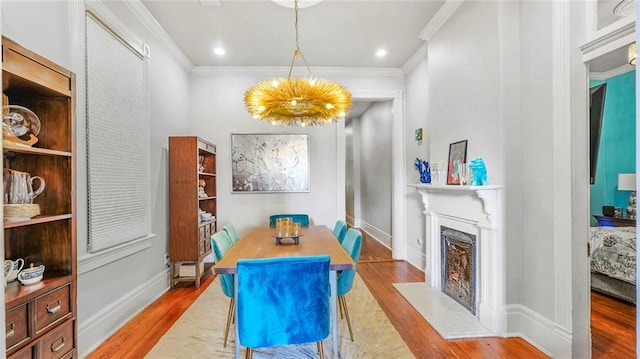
[590,70,636,225]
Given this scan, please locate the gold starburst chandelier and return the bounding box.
[244,0,352,126]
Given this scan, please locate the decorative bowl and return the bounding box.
[2,105,41,139]
[17,264,45,285]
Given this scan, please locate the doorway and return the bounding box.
[336,90,405,260]
[582,21,637,358]
[345,101,394,248]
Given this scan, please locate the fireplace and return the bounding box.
[410,184,505,334]
[441,226,476,315]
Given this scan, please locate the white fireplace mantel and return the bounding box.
[408,184,503,228]
[408,183,505,335]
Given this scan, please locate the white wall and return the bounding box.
[188,68,403,235]
[345,119,355,222]
[518,0,556,319]
[2,1,70,70]
[404,50,429,268]
[358,101,393,242]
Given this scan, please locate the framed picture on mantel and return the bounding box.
[447,140,468,185]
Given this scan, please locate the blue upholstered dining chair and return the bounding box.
[269,214,310,227]
[210,231,235,347]
[221,224,240,245]
[237,255,331,359]
[332,220,348,244]
[337,228,363,341]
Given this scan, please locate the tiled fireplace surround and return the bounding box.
[411,184,505,334]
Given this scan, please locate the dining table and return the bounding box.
[213,225,356,359]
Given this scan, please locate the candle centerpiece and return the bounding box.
[274,217,303,244]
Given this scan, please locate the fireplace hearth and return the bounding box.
[441,226,477,314]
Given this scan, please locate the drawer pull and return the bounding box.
[5,322,14,339]
[51,337,65,353]
[47,299,61,314]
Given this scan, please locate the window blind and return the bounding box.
[86,13,150,252]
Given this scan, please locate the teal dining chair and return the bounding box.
[237,255,330,359]
[338,228,363,341]
[210,231,235,347]
[221,224,240,245]
[269,214,309,227]
[332,220,348,244]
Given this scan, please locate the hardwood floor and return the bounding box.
[87,230,634,359]
[591,290,636,358]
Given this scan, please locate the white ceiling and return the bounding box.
[139,0,636,97]
[140,0,445,68]
[139,0,636,70]
[589,45,632,73]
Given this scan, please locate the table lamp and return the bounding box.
[618,173,636,219]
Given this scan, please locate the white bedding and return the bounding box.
[589,226,636,285]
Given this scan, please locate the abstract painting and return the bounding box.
[231,134,309,193]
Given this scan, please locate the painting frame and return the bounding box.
[231,133,310,193]
[447,139,468,185]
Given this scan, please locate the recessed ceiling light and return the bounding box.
[376,49,387,58]
[213,47,225,56]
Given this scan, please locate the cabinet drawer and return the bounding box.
[35,286,71,334]
[199,236,212,256]
[199,238,205,255]
[8,344,32,359]
[6,303,29,351]
[205,223,211,238]
[38,320,74,359]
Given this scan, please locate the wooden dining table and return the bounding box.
[213,225,355,359]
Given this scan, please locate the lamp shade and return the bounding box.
[618,173,636,191]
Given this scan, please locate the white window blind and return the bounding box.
[86,13,150,253]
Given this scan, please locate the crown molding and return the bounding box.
[125,0,194,72]
[419,0,465,41]
[589,64,635,80]
[192,66,404,78]
[580,15,636,63]
[402,43,427,74]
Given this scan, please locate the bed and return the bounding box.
[589,225,636,303]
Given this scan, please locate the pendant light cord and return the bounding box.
[288,0,313,80]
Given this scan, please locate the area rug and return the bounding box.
[393,282,494,339]
[146,274,414,359]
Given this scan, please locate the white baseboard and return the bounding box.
[346,214,355,227]
[405,247,426,272]
[506,304,572,358]
[360,221,392,248]
[78,269,170,357]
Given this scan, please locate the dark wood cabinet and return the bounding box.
[168,136,216,289]
[2,37,76,358]
[593,215,636,227]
